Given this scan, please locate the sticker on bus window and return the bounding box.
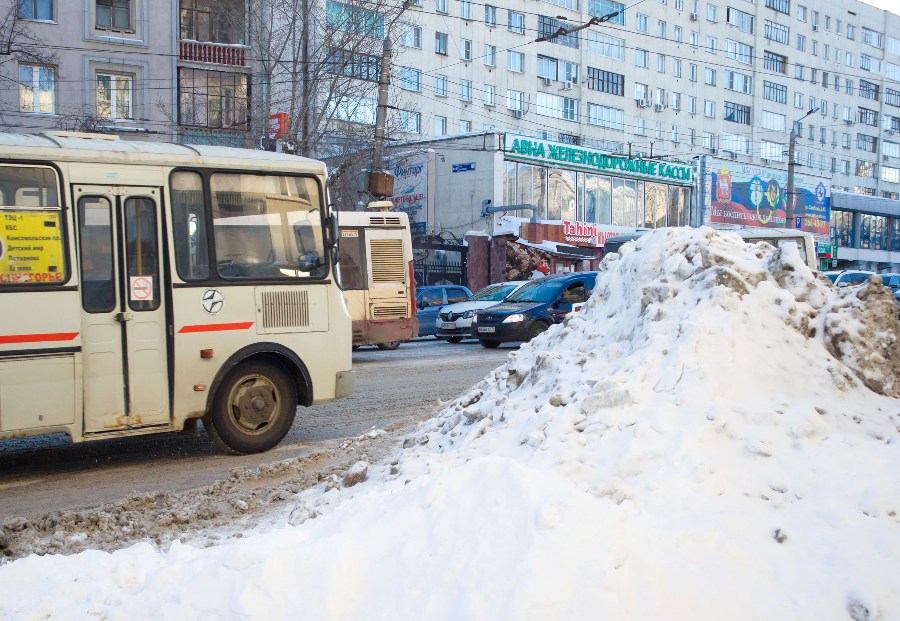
[129,276,154,302]
[0,212,65,284]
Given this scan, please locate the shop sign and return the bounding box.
[706,159,830,234]
[387,157,428,233]
[504,134,691,184]
[452,162,475,173]
[561,221,641,248]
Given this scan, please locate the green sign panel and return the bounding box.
[503,134,692,184]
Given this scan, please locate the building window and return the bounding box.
[182,0,246,44]
[858,108,878,127]
[484,45,496,67]
[724,101,751,124]
[97,0,130,30]
[399,110,420,133]
[856,160,876,178]
[796,34,805,51]
[765,20,789,44]
[460,120,472,133]
[706,36,716,53]
[178,68,249,130]
[587,0,624,24]
[17,0,53,20]
[483,84,496,106]
[18,65,55,114]
[635,49,649,68]
[507,50,525,72]
[435,32,448,55]
[538,15,579,47]
[704,68,716,86]
[507,90,525,111]
[704,100,715,117]
[657,54,666,73]
[484,4,496,26]
[460,0,471,19]
[726,7,753,33]
[586,68,624,95]
[862,28,882,49]
[857,134,877,153]
[435,0,447,13]
[326,48,381,81]
[461,39,472,61]
[764,51,787,73]
[859,80,879,101]
[765,0,789,14]
[434,116,447,135]
[725,70,752,94]
[886,89,900,108]
[586,31,624,60]
[587,103,624,130]
[399,67,421,92]
[399,24,421,48]
[636,13,648,32]
[508,10,524,33]
[706,3,717,21]
[725,40,752,64]
[460,79,472,102]
[97,73,132,119]
[434,75,447,97]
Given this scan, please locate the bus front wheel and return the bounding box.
[205,361,297,455]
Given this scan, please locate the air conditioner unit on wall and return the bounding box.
[562,80,573,90]
[813,24,819,31]
[640,99,651,108]
[761,158,770,164]
[542,77,552,86]
[654,103,664,111]
[728,151,737,160]
[512,109,523,119]
[689,12,698,20]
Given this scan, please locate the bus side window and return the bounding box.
[171,171,209,281]
[78,196,116,313]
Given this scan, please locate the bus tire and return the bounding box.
[376,340,401,350]
[204,361,297,455]
[479,339,501,349]
[445,336,463,344]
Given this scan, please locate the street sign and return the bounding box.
[452,163,476,173]
[795,216,803,229]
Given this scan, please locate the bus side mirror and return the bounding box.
[325,213,339,250]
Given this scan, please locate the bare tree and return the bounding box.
[251,0,421,200]
[0,3,58,123]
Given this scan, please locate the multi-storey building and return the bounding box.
[1,1,251,147]
[386,0,900,268]
[2,0,175,138]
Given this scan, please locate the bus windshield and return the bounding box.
[506,280,566,303]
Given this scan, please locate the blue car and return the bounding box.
[415,285,472,337]
[471,271,599,348]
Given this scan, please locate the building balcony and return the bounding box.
[179,41,248,68]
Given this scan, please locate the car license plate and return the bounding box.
[442,322,457,329]
[477,326,495,333]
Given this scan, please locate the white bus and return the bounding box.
[0,131,354,454]
[337,210,417,349]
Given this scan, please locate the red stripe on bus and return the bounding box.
[178,322,254,334]
[0,332,79,344]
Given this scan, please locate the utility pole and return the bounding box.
[368,0,413,201]
[785,107,819,228]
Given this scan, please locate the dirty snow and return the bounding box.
[1,226,899,621]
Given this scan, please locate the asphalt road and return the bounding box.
[0,337,515,521]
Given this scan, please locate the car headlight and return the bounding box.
[463,310,474,319]
[471,313,478,323]
[502,313,525,323]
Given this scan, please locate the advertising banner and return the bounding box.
[0,212,65,284]
[388,155,429,236]
[706,159,830,234]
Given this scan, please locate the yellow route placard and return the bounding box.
[0,212,65,284]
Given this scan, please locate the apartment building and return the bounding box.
[2,1,251,146]
[384,0,899,266]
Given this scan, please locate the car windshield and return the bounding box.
[470,284,518,302]
[506,280,567,303]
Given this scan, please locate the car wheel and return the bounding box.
[376,340,401,350]
[479,339,501,349]
[204,361,297,455]
[526,322,550,342]
[445,336,463,344]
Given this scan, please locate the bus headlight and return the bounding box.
[502,314,525,323]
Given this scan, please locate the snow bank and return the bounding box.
[2,227,898,621]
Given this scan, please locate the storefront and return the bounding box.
[500,134,694,266]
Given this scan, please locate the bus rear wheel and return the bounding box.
[205,361,297,455]
[376,340,401,350]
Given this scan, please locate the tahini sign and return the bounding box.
[503,134,691,184]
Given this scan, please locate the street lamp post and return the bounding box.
[785,106,819,228]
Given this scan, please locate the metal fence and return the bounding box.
[413,244,468,287]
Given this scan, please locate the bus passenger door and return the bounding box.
[76,186,170,433]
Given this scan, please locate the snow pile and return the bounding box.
[2,227,899,621]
